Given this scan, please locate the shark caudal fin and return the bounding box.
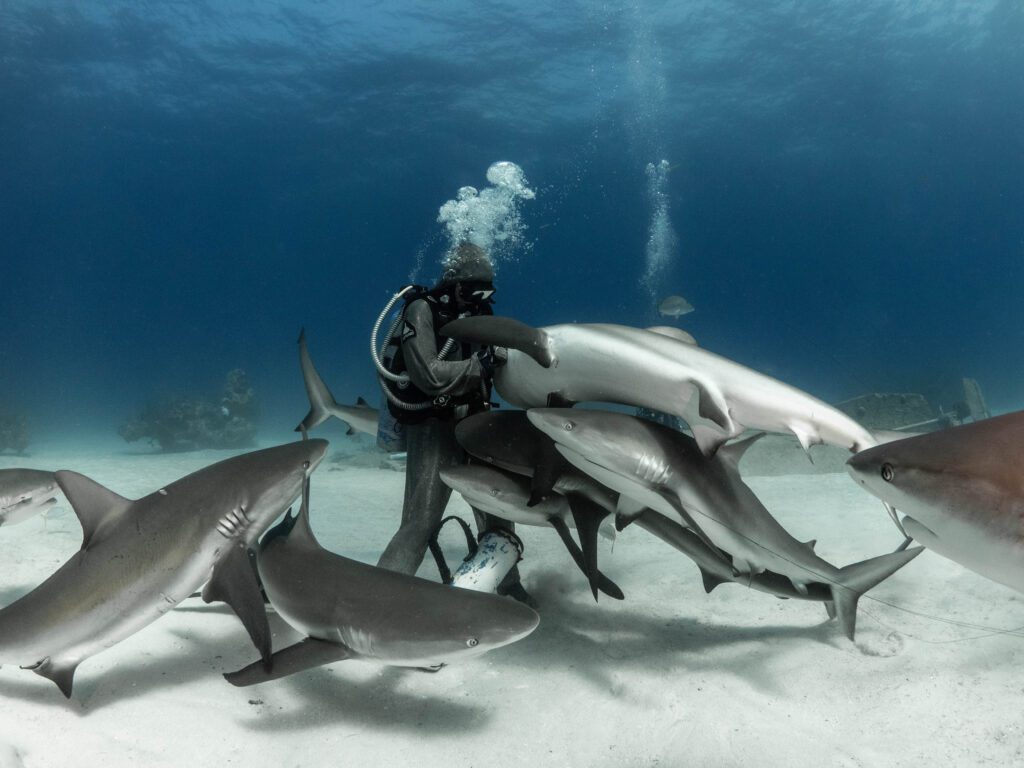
[440,316,554,368]
[296,329,343,433]
[830,547,923,640]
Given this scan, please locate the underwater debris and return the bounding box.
[835,378,990,433]
[0,410,30,455]
[118,369,261,452]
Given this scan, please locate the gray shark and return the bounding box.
[528,408,921,639]
[439,464,624,600]
[0,439,327,697]
[296,329,378,437]
[224,482,539,686]
[441,317,875,456]
[847,411,1024,594]
[0,469,59,526]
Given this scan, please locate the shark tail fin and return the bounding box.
[830,547,923,640]
[296,329,342,433]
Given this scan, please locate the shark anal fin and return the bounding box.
[224,638,353,687]
[203,546,272,666]
[548,515,624,600]
[27,657,79,699]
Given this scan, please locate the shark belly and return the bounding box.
[903,512,1024,594]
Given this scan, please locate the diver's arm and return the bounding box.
[403,300,485,396]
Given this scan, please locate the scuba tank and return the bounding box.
[450,528,524,593]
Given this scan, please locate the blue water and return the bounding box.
[2,1,1022,448]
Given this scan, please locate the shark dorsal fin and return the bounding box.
[54,470,132,549]
[717,433,767,469]
[802,539,817,553]
[645,326,697,345]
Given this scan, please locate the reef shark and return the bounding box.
[440,463,624,600]
[528,408,921,639]
[441,317,875,456]
[0,469,59,526]
[0,439,327,697]
[296,329,378,437]
[225,480,539,686]
[847,411,1024,594]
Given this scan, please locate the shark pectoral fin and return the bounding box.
[224,638,354,687]
[27,657,79,699]
[440,316,555,368]
[527,441,568,506]
[54,471,133,550]
[831,546,924,640]
[699,568,730,594]
[548,515,624,600]
[565,493,610,602]
[203,546,272,666]
[690,424,731,457]
[545,392,576,408]
[692,381,732,433]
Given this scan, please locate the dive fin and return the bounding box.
[548,516,624,600]
[54,470,133,550]
[440,316,554,368]
[28,657,79,699]
[224,638,354,687]
[831,547,924,640]
[203,546,272,667]
[565,493,610,602]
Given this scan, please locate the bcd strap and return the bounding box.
[428,515,479,585]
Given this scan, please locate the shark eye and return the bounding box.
[881,463,895,482]
[563,421,574,432]
[490,488,499,497]
[302,460,311,469]
[466,637,479,648]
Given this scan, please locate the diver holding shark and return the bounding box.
[373,242,535,606]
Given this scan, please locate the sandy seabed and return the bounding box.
[1,442,1022,768]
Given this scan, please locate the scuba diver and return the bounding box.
[374,241,534,606]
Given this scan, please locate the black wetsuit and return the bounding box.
[376,298,517,579]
